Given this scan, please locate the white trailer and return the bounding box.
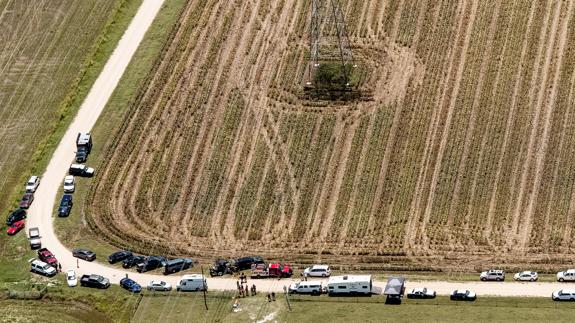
[327,275,372,296]
[176,274,207,292]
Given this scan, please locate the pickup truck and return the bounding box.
[80,274,110,289]
[28,227,41,249]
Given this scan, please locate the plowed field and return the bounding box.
[88,0,575,271]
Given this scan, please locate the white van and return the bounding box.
[327,275,372,296]
[176,274,207,292]
[289,281,322,295]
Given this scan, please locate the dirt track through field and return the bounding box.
[86,0,575,271]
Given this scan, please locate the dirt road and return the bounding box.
[24,0,566,298]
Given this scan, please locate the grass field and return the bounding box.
[84,0,575,271]
[0,0,128,218]
[131,293,575,323]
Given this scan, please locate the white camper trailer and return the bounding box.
[327,275,372,296]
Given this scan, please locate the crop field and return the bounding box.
[88,0,575,271]
[0,0,121,213]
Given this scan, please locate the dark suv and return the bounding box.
[108,250,133,264]
[58,195,73,217]
[234,256,264,271]
[6,209,26,226]
[136,256,167,273]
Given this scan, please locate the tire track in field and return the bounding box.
[110,0,213,237]
[220,0,301,244]
[447,0,502,234]
[519,0,574,249]
[542,64,575,247]
[317,113,359,242]
[507,0,556,247]
[485,0,538,239]
[339,110,375,245]
[408,0,478,250]
[560,56,575,246]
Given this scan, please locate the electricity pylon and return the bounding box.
[309,0,355,87]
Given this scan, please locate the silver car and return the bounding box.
[147,280,172,291]
[514,271,538,282]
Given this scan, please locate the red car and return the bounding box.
[38,248,58,267]
[7,220,25,235]
[19,193,34,209]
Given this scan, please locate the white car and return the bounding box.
[148,280,172,291]
[407,287,436,299]
[303,265,331,277]
[66,270,78,287]
[557,269,575,282]
[25,176,40,193]
[552,289,575,301]
[63,176,75,193]
[514,271,538,281]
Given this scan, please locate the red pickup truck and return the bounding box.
[37,248,58,268]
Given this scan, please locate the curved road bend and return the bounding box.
[25,0,565,298]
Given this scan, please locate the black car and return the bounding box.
[58,195,73,217]
[72,248,96,261]
[122,255,146,268]
[450,290,477,301]
[108,250,133,264]
[136,256,167,273]
[233,256,264,271]
[164,258,193,275]
[6,209,26,226]
[210,259,233,276]
[80,274,109,289]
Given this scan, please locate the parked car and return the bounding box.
[289,281,322,295]
[6,209,26,226]
[450,290,476,301]
[108,250,133,264]
[122,255,146,268]
[69,164,94,177]
[66,270,78,287]
[233,256,264,271]
[19,193,34,209]
[552,289,575,301]
[557,269,575,282]
[210,259,233,276]
[37,248,58,267]
[72,248,96,261]
[80,274,109,289]
[480,269,505,281]
[25,176,40,193]
[303,265,331,278]
[63,176,75,193]
[407,287,437,299]
[514,271,538,282]
[28,227,41,249]
[120,278,142,293]
[136,256,167,273]
[29,259,57,277]
[148,280,172,291]
[164,258,193,275]
[7,220,25,235]
[58,194,73,217]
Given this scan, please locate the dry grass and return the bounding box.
[88,0,575,271]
